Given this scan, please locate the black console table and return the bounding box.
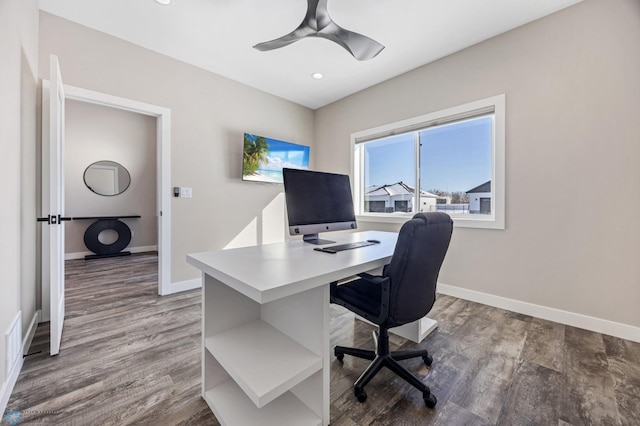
[73,215,141,260]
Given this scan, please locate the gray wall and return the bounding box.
[0,0,38,401]
[315,0,640,329]
[64,99,157,256]
[38,12,316,285]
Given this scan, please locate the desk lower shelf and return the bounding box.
[205,319,322,408]
[389,316,438,343]
[356,315,438,343]
[205,380,321,426]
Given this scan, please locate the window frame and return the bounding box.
[351,94,505,230]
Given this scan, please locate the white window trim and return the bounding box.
[351,94,505,230]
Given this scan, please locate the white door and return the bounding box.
[41,54,68,356]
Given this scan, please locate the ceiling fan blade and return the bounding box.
[252,0,384,61]
[253,26,316,51]
[319,22,385,61]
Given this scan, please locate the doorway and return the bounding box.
[63,84,172,296]
[64,100,157,262]
[42,82,173,325]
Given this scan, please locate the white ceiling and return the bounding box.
[39,0,582,110]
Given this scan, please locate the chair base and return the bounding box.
[334,328,437,408]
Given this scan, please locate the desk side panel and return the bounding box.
[203,273,261,398]
[261,285,330,422]
[204,273,260,336]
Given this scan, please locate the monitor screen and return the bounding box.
[283,168,357,244]
[242,133,310,184]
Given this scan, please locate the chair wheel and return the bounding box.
[422,354,433,366]
[424,393,437,408]
[335,351,344,361]
[355,387,367,403]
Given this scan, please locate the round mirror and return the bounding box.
[83,160,131,196]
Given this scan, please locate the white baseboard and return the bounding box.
[438,283,640,344]
[65,245,158,260]
[1,312,24,419]
[22,310,40,356]
[167,278,202,294]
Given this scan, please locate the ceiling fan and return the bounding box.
[253,0,385,61]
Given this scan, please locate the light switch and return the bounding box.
[180,187,192,198]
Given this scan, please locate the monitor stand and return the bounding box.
[303,234,335,245]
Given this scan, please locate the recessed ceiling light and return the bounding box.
[155,0,171,5]
[312,73,324,80]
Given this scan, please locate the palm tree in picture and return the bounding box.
[243,134,270,175]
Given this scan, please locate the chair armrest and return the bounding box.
[357,272,385,284]
[357,273,392,324]
[382,264,390,277]
[330,275,392,325]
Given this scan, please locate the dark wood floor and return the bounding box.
[4,253,640,425]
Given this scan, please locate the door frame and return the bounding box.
[61,84,172,295]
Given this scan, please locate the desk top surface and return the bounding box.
[186,230,398,303]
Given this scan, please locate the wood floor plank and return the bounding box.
[496,361,564,425]
[446,358,513,424]
[560,327,622,425]
[433,401,490,426]
[4,253,639,425]
[520,317,565,373]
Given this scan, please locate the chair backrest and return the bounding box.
[384,212,453,326]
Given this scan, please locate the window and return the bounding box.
[352,94,505,229]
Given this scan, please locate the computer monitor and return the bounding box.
[283,168,357,244]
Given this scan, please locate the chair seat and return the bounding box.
[331,278,382,322]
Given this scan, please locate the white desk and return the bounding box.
[186,230,435,426]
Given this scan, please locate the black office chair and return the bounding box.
[330,212,453,408]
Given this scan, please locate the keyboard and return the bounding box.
[314,240,377,254]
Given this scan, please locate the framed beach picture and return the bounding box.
[242,133,310,184]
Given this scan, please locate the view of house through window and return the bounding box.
[419,115,492,215]
[363,133,415,213]
[361,115,493,216]
[354,95,505,229]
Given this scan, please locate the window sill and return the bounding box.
[356,213,504,230]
